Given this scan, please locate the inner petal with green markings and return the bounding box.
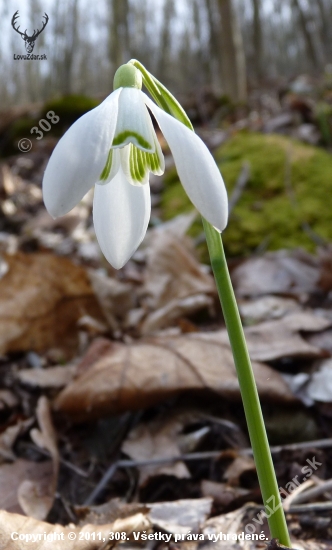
[111,87,156,152]
[120,135,165,186]
[99,86,165,186]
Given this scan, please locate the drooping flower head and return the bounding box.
[43,62,228,269]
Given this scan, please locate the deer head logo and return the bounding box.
[11,10,49,54]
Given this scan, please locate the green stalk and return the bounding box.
[202,218,291,547]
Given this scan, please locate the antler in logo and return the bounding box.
[11,10,48,53]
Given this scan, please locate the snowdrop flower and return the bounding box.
[43,64,228,269]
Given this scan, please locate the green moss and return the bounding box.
[10,117,36,139]
[3,116,39,156]
[315,102,332,147]
[1,95,100,157]
[42,95,100,134]
[161,132,332,256]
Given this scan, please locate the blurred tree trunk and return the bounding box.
[130,0,152,72]
[291,0,319,70]
[252,0,263,82]
[108,0,130,70]
[62,0,80,95]
[311,0,330,64]
[316,0,328,51]
[204,0,223,92]
[157,0,175,79]
[192,0,208,83]
[217,0,247,101]
[49,0,80,95]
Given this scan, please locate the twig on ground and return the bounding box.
[287,501,332,513]
[282,479,315,511]
[83,412,134,505]
[292,477,332,505]
[82,437,332,505]
[20,442,90,477]
[84,462,119,506]
[268,438,332,454]
[228,161,250,214]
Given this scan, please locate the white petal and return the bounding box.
[93,166,151,269]
[112,88,156,152]
[43,88,122,217]
[144,95,228,231]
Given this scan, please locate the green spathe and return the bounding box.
[113,64,142,90]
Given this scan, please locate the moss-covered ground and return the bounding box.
[161,132,332,256]
[2,95,100,156]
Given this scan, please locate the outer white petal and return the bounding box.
[93,166,151,269]
[112,88,156,152]
[144,94,228,231]
[43,88,122,217]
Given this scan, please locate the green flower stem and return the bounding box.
[202,218,291,547]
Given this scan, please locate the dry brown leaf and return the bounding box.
[142,230,214,308]
[0,419,33,462]
[0,509,149,550]
[16,365,77,389]
[223,455,256,486]
[0,390,18,410]
[24,207,82,235]
[0,459,53,514]
[76,496,211,537]
[122,419,191,485]
[239,296,300,324]
[54,332,295,421]
[0,252,105,356]
[201,480,249,507]
[244,312,331,361]
[306,328,332,355]
[141,294,213,335]
[232,250,319,297]
[75,498,149,526]
[306,360,332,402]
[202,505,252,549]
[18,397,59,520]
[88,270,134,331]
[148,498,212,535]
[140,227,215,333]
